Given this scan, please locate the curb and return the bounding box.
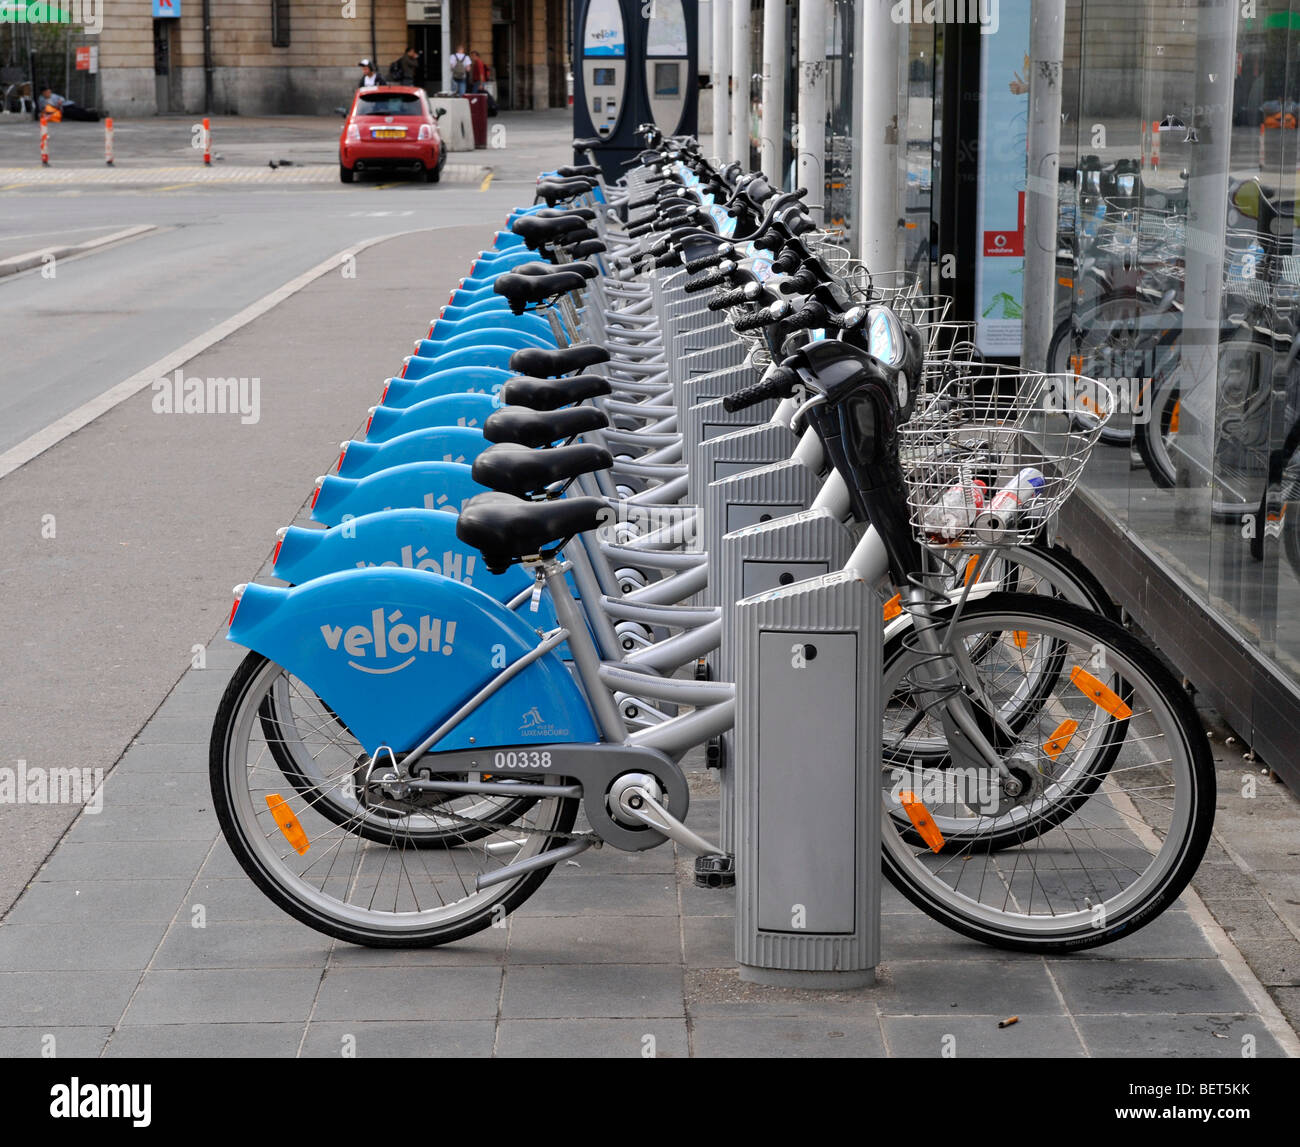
[0,223,156,276]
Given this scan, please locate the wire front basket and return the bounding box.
[900,367,1113,548]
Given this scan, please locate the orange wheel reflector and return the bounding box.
[1043,718,1080,760]
[900,791,945,853]
[883,593,903,622]
[266,794,310,855]
[1069,666,1133,719]
[1168,399,1181,434]
[1012,630,1029,648]
[1070,353,1084,375]
[1059,276,1074,288]
[963,556,980,586]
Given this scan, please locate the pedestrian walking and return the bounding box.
[449,45,471,95]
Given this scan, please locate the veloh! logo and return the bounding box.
[890,0,999,35]
[354,547,478,584]
[151,370,261,425]
[321,608,456,674]
[0,0,103,34]
[0,760,103,813]
[50,1078,151,1128]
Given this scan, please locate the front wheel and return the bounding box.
[210,652,579,947]
[881,593,1214,952]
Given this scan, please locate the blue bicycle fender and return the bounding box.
[381,368,512,409]
[276,505,543,598]
[337,426,489,479]
[437,298,513,322]
[414,328,553,358]
[425,311,554,344]
[311,461,488,526]
[365,392,501,443]
[228,569,598,756]
[401,345,519,379]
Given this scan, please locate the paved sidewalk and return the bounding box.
[0,226,1296,1057]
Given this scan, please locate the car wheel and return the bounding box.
[339,163,354,184]
[428,153,443,184]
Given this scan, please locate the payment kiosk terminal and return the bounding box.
[573,0,698,177]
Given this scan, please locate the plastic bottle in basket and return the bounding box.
[923,477,987,540]
[972,467,1046,545]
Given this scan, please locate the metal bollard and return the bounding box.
[732,569,881,987]
[39,115,49,165]
[105,116,114,166]
[202,117,211,166]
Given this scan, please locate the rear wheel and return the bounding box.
[211,652,578,947]
[429,152,444,183]
[339,163,354,184]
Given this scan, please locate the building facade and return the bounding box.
[79,0,567,116]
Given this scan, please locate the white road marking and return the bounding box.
[0,228,427,482]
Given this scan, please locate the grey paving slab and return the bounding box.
[501,964,685,1019]
[677,875,737,918]
[63,802,217,843]
[122,969,324,1026]
[507,915,680,964]
[875,958,1064,1017]
[682,914,734,969]
[685,968,877,1019]
[691,1017,886,1058]
[128,716,213,745]
[4,879,191,925]
[881,1015,1087,1057]
[1047,958,1255,1015]
[560,843,677,875]
[152,920,331,970]
[1073,911,1220,960]
[104,1023,305,1058]
[1271,987,1300,1034]
[0,971,140,1027]
[1192,862,1259,900]
[879,908,1007,962]
[0,922,167,971]
[301,1021,497,1058]
[1225,937,1300,986]
[0,1026,113,1058]
[105,743,212,774]
[36,839,212,882]
[514,872,678,917]
[1075,1013,1287,1058]
[187,878,307,923]
[312,966,503,1022]
[1200,896,1294,941]
[496,1018,689,1057]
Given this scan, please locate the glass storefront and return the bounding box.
[1052,0,1300,698]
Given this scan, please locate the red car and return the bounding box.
[339,85,447,183]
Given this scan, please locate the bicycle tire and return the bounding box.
[211,651,579,948]
[881,593,1214,953]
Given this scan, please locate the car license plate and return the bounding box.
[372,129,405,139]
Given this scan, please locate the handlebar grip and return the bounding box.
[721,367,799,412]
[628,191,661,210]
[779,300,828,330]
[733,305,783,332]
[707,286,752,311]
[683,267,732,293]
[626,220,655,238]
[685,247,730,274]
